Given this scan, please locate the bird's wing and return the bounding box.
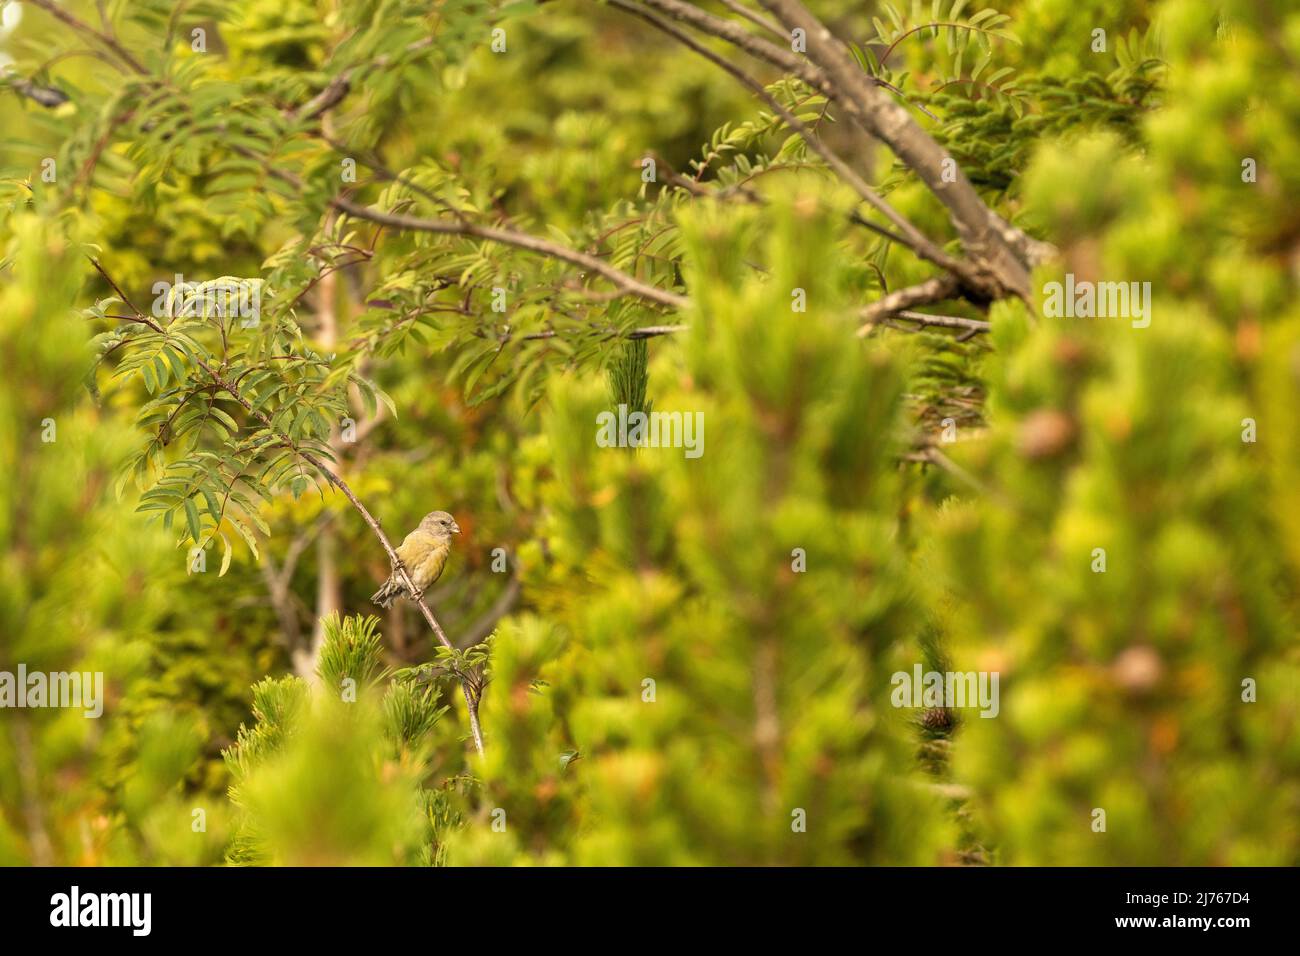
[395,529,428,565]
[411,541,450,590]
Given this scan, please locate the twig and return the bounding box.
[856,275,962,334]
[634,0,830,91]
[717,0,784,39]
[6,76,70,108]
[877,309,990,334]
[514,323,687,342]
[925,447,986,494]
[327,195,688,311]
[27,0,148,76]
[260,513,332,651]
[286,36,436,123]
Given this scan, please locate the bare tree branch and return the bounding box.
[512,323,687,342]
[286,36,436,123]
[757,0,1047,301]
[868,310,987,335]
[717,0,785,39]
[28,0,148,76]
[328,195,689,311]
[260,516,329,652]
[611,0,975,282]
[6,76,70,108]
[905,445,990,496]
[633,0,828,88]
[856,275,961,334]
[896,309,990,331]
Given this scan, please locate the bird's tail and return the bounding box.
[370,575,405,608]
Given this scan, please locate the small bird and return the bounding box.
[371,510,461,608]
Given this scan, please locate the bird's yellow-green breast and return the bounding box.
[397,529,451,591]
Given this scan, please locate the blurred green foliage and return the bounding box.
[0,0,1296,866]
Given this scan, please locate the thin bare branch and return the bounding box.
[6,76,70,108]
[758,0,1044,301]
[611,0,973,281]
[856,275,961,335]
[286,36,437,123]
[634,0,827,87]
[717,0,785,39]
[868,309,991,335]
[895,310,990,332]
[27,0,148,76]
[909,445,989,496]
[328,195,689,311]
[516,323,687,342]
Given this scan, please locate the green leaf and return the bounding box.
[184,497,201,542]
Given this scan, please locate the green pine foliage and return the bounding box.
[917,0,1300,864]
[1,0,1296,867]
[223,613,456,865]
[439,192,956,864]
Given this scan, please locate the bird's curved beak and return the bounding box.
[451,521,462,534]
